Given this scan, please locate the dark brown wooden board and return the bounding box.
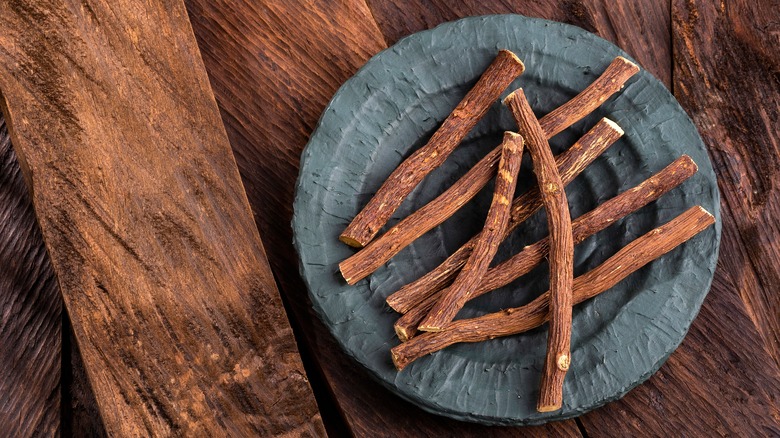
[0,0,323,435]
[576,1,780,435]
[0,119,60,437]
[183,0,582,435]
[672,0,780,367]
[182,0,779,435]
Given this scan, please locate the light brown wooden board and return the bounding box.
[0,0,323,435]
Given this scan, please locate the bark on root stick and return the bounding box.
[385,118,622,309]
[505,89,574,413]
[394,155,698,342]
[343,57,639,284]
[417,132,524,332]
[339,50,525,248]
[391,206,716,370]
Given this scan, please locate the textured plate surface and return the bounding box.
[292,15,721,425]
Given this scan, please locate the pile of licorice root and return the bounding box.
[337,50,714,412]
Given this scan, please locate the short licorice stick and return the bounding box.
[391,205,716,371]
[539,56,638,138]
[342,118,620,286]
[417,133,524,332]
[394,155,698,342]
[341,55,638,249]
[505,88,574,413]
[385,118,623,307]
[339,50,525,248]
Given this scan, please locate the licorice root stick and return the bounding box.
[394,155,698,342]
[540,56,638,138]
[391,206,716,370]
[384,118,622,306]
[340,56,638,249]
[339,50,525,248]
[505,89,574,412]
[417,132,524,332]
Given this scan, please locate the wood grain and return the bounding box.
[364,0,672,87]
[506,89,575,412]
[672,0,780,367]
[0,118,60,437]
[578,262,780,436]
[0,112,106,436]
[184,0,583,435]
[0,0,322,435]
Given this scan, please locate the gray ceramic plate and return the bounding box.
[292,15,721,425]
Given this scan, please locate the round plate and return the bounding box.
[292,15,721,425]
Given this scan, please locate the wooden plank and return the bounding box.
[671,0,780,367]
[364,0,672,87]
[0,118,106,436]
[183,0,583,435]
[0,118,60,437]
[0,0,323,435]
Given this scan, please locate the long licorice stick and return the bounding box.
[339,50,525,248]
[505,88,574,413]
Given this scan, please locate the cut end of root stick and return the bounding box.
[601,118,624,136]
[557,354,570,371]
[615,56,641,73]
[338,262,357,285]
[386,297,406,313]
[338,234,365,248]
[501,88,523,106]
[537,402,562,413]
[503,130,523,143]
[693,205,715,222]
[391,349,405,371]
[394,324,410,343]
[499,49,526,71]
[680,154,699,173]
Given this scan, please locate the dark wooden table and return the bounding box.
[2,1,779,436]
